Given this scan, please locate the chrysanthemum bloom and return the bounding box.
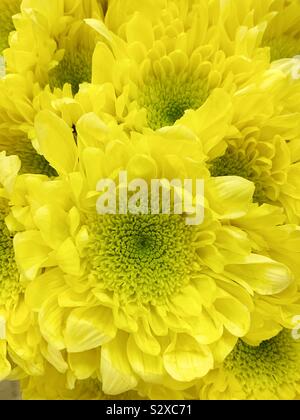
[79,0,269,133]
[0,0,105,176]
[232,203,300,344]
[262,0,300,62]
[21,362,144,400]
[1,109,296,397]
[4,0,104,94]
[220,0,300,63]
[217,0,275,60]
[0,152,45,380]
[0,0,273,178]
[0,0,21,53]
[200,329,300,400]
[179,66,300,223]
[0,74,57,176]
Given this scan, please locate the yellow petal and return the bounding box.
[133,319,160,356]
[126,13,154,48]
[14,231,51,280]
[39,296,65,350]
[68,349,99,380]
[127,335,164,383]
[33,205,69,249]
[40,342,68,374]
[35,110,78,175]
[101,332,137,395]
[25,268,66,311]
[214,296,250,337]
[92,42,115,85]
[0,153,21,193]
[65,306,116,352]
[163,334,213,381]
[210,331,238,365]
[227,254,292,295]
[0,341,11,380]
[85,18,113,43]
[206,176,254,219]
[58,289,95,308]
[8,298,31,335]
[55,238,81,276]
[193,308,223,344]
[178,89,232,158]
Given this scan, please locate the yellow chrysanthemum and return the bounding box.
[0,74,58,176]
[0,0,281,178]
[232,203,300,344]
[0,0,106,176]
[262,0,300,62]
[180,66,300,223]
[200,329,300,400]
[4,0,104,94]
[21,362,144,400]
[80,0,269,132]
[0,0,21,53]
[0,108,297,397]
[220,0,300,63]
[0,152,45,380]
[219,0,274,53]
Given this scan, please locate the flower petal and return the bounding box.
[206,176,255,219]
[163,334,213,381]
[68,349,99,380]
[226,254,292,295]
[101,332,137,395]
[35,110,78,175]
[65,306,116,353]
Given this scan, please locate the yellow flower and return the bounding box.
[0,74,57,175]
[82,0,269,132]
[4,0,103,94]
[0,152,44,380]
[0,109,296,397]
[233,203,300,344]
[180,66,300,223]
[262,0,300,62]
[220,0,300,62]
[0,0,21,53]
[0,0,105,176]
[200,329,300,400]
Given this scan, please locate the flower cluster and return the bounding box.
[0,0,300,400]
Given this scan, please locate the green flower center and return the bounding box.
[264,35,299,62]
[5,139,57,176]
[139,77,209,130]
[224,330,300,396]
[49,48,93,95]
[210,151,266,204]
[87,214,197,304]
[210,152,252,179]
[0,0,20,52]
[0,202,22,306]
